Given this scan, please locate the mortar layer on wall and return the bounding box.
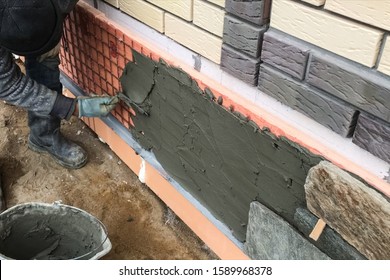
[120,50,328,241]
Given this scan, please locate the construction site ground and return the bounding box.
[0,89,218,260]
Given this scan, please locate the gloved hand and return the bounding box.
[77,95,119,118]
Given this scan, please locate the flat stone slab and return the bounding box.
[294,208,366,260]
[305,161,390,259]
[245,201,330,260]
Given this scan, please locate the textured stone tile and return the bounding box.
[146,0,193,21]
[245,202,330,260]
[206,0,226,7]
[119,0,164,33]
[223,15,266,58]
[294,208,366,260]
[194,0,225,37]
[225,0,270,25]
[262,29,310,80]
[258,64,356,136]
[378,35,390,76]
[307,53,390,123]
[300,0,325,6]
[352,114,390,164]
[305,161,390,259]
[165,13,223,64]
[104,0,119,8]
[325,0,390,31]
[271,0,383,67]
[221,44,261,85]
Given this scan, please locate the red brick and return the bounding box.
[94,24,102,40]
[111,64,119,78]
[112,77,120,92]
[103,43,110,58]
[99,65,106,78]
[100,79,108,93]
[101,30,109,44]
[96,41,103,54]
[107,23,116,36]
[106,71,113,85]
[141,46,152,58]
[150,53,160,62]
[117,41,125,57]
[91,61,99,74]
[115,28,124,41]
[97,54,104,66]
[124,35,133,48]
[104,57,111,69]
[109,40,118,58]
[125,45,133,61]
[117,55,126,70]
[132,41,142,54]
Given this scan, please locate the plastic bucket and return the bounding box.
[0,202,112,260]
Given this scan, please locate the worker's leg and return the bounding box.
[25,45,87,169]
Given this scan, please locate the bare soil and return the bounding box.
[0,95,218,260]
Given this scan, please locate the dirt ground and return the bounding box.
[0,92,218,260]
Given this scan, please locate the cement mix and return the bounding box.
[0,203,108,260]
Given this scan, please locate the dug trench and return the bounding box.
[0,82,218,260]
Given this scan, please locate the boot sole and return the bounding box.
[28,139,88,170]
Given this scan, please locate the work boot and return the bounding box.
[28,112,87,169]
[25,48,87,169]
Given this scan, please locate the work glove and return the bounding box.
[77,95,119,118]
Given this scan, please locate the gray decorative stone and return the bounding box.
[221,44,261,85]
[223,15,267,58]
[305,161,390,259]
[258,64,357,136]
[352,113,390,163]
[225,0,270,25]
[262,29,310,80]
[245,202,330,260]
[307,52,390,123]
[294,208,366,260]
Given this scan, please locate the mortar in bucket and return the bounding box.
[0,202,112,260]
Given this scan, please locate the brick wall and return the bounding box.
[60,1,390,260]
[258,0,390,164]
[103,0,225,64]
[100,0,390,164]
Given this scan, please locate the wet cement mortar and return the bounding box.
[121,51,324,242]
[0,88,218,260]
[0,203,107,260]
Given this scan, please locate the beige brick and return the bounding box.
[206,0,225,7]
[271,0,384,67]
[104,0,119,8]
[325,0,390,31]
[119,0,164,33]
[378,37,390,76]
[300,0,325,6]
[194,0,225,37]
[165,13,222,63]
[147,0,193,21]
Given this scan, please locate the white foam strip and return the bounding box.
[138,159,146,184]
